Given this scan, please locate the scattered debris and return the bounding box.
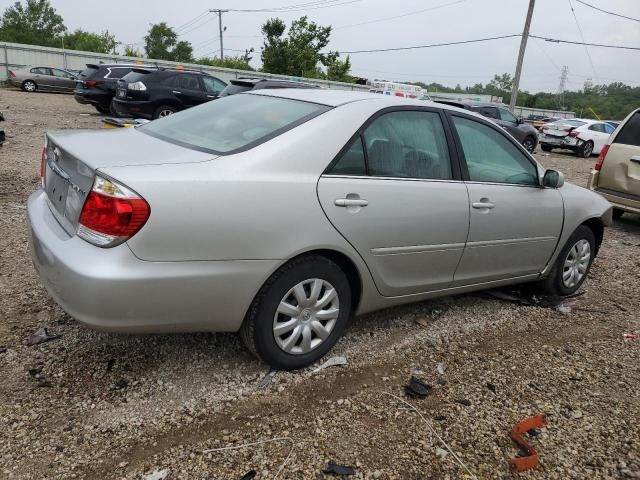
[430,306,448,320]
[435,447,449,458]
[312,356,348,373]
[106,359,116,372]
[486,383,497,393]
[555,303,572,314]
[239,471,257,480]
[623,333,638,340]
[510,414,545,472]
[142,469,169,480]
[113,379,128,390]
[24,327,60,346]
[414,316,430,327]
[323,462,355,476]
[256,369,278,388]
[0,346,7,354]
[436,363,446,376]
[456,399,472,407]
[613,303,628,312]
[404,376,433,399]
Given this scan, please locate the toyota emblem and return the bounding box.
[53,147,61,162]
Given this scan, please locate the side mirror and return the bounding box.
[542,169,564,188]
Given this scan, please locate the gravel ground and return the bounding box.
[1,89,639,480]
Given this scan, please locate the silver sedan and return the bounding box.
[9,66,77,93]
[27,89,612,369]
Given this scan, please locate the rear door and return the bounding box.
[50,68,76,91]
[597,110,640,200]
[317,108,470,296]
[31,67,54,89]
[449,113,563,285]
[172,74,208,107]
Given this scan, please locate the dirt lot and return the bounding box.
[1,89,639,480]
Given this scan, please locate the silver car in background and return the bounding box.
[28,89,612,369]
[9,66,77,93]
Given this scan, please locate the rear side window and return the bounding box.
[453,116,538,186]
[121,71,152,83]
[139,94,329,154]
[363,111,452,180]
[78,67,99,80]
[173,74,202,90]
[588,123,605,133]
[31,67,50,75]
[330,138,366,175]
[614,112,640,147]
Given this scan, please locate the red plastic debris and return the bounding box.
[510,414,546,472]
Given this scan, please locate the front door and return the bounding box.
[449,114,563,285]
[317,109,470,296]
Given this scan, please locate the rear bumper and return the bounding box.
[588,171,640,214]
[73,90,111,107]
[27,190,277,333]
[540,136,578,148]
[112,98,155,119]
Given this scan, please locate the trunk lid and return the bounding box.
[43,128,215,235]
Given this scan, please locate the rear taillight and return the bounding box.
[595,144,610,171]
[128,81,147,91]
[9,70,16,78]
[77,175,150,247]
[84,80,99,87]
[40,139,47,188]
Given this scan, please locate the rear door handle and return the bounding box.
[172,90,182,94]
[335,198,369,207]
[472,201,495,209]
[630,155,640,164]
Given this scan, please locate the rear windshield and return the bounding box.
[121,71,151,83]
[139,93,330,154]
[78,66,99,80]
[614,112,640,147]
[219,83,254,97]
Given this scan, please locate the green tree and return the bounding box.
[326,55,352,82]
[144,22,193,62]
[171,40,193,63]
[261,18,290,74]
[64,29,116,53]
[0,0,65,46]
[195,51,255,71]
[124,45,143,57]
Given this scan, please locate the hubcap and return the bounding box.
[583,143,593,157]
[273,278,339,355]
[562,239,591,288]
[25,82,35,91]
[159,109,173,117]
[524,138,534,152]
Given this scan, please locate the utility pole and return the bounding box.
[557,65,568,109]
[209,9,228,61]
[509,0,535,111]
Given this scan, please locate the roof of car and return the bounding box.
[231,77,318,87]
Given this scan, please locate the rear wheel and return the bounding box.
[541,225,596,296]
[95,105,110,115]
[522,136,536,153]
[577,140,594,158]
[22,80,37,92]
[240,255,351,370]
[612,208,625,220]
[541,144,553,152]
[153,105,176,119]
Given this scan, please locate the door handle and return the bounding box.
[172,90,182,94]
[207,94,217,98]
[472,201,495,209]
[335,198,369,207]
[630,155,640,164]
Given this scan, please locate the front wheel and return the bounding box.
[22,80,37,92]
[240,255,351,370]
[540,225,596,296]
[153,105,176,119]
[541,144,553,152]
[522,136,536,153]
[577,141,594,158]
[612,208,625,220]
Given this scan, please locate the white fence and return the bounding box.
[0,41,369,91]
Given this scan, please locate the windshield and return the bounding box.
[78,66,98,80]
[139,93,330,154]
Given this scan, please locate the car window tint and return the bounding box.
[106,68,131,79]
[219,83,253,97]
[329,137,366,175]
[453,116,538,186]
[51,69,72,78]
[498,108,518,123]
[474,107,499,119]
[603,123,615,134]
[31,67,50,75]
[175,74,202,91]
[614,112,640,147]
[362,111,452,180]
[589,123,604,132]
[202,76,225,93]
[78,67,98,79]
[140,94,328,154]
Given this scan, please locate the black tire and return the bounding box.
[541,144,553,152]
[540,225,596,296]
[577,140,594,158]
[240,255,351,370]
[21,80,37,92]
[522,136,537,153]
[612,208,625,220]
[95,105,110,115]
[153,105,176,119]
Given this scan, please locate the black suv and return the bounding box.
[112,68,227,119]
[74,63,156,115]
[219,78,319,97]
[435,100,539,153]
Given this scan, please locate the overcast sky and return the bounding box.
[3,0,639,92]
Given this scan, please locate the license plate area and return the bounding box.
[45,162,70,216]
[117,89,126,98]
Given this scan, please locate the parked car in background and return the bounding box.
[435,100,539,152]
[8,67,77,93]
[532,116,560,131]
[540,119,615,157]
[74,64,155,114]
[368,80,424,99]
[113,68,226,119]
[28,89,612,369]
[604,120,620,129]
[588,108,640,219]
[218,78,319,97]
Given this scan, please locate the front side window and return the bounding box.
[453,116,538,186]
[140,94,329,154]
[202,76,225,94]
[362,111,452,180]
[498,108,518,124]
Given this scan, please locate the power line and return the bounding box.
[225,0,361,13]
[177,16,216,36]
[529,35,640,51]
[334,0,467,30]
[174,11,210,32]
[567,0,598,81]
[333,34,521,54]
[575,0,640,22]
